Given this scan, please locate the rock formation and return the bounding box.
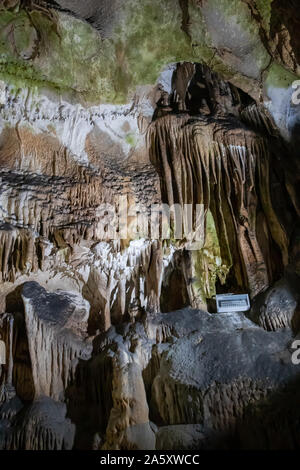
[0,0,299,450]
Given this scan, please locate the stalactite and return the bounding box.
[83,240,166,332]
[147,110,289,297]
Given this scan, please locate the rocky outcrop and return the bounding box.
[249,276,299,331]
[6,296,295,450]
[0,394,75,450]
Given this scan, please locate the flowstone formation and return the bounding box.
[0,0,299,450]
[148,62,291,300]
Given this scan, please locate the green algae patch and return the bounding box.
[0,9,38,59]
[30,11,116,102]
[192,211,230,303]
[111,0,195,102]
[0,3,194,103]
[188,1,234,77]
[0,3,192,103]
[0,1,230,104]
[0,8,116,103]
[256,0,274,33]
[0,1,292,105]
[197,0,271,82]
[125,133,137,147]
[110,0,257,102]
[265,62,298,90]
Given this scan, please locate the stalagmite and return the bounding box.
[21,282,92,400]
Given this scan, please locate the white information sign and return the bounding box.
[216,293,250,313]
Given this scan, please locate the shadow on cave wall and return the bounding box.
[234,373,300,450]
[3,284,35,402]
[64,336,114,450]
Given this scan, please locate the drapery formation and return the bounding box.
[148,99,289,299]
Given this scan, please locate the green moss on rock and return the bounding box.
[125,133,137,147]
[192,211,230,303]
[111,0,195,102]
[0,1,229,103]
[265,62,298,89]
[256,0,273,33]
[0,8,116,102]
[0,1,297,105]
